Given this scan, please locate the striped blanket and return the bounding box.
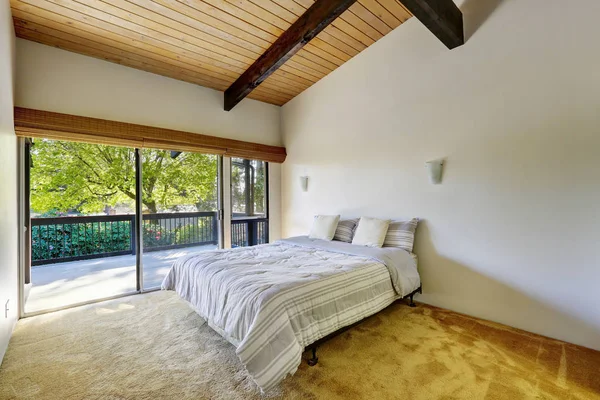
[162,236,420,392]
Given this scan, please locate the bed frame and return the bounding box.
[304,285,422,366]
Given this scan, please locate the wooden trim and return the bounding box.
[399,0,464,49]
[14,126,144,148]
[14,107,287,163]
[224,0,358,111]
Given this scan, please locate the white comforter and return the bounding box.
[162,236,420,392]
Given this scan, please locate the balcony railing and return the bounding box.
[142,212,218,252]
[32,214,137,265]
[31,212,269,266]
[32,212,218,266]
[231,217,269,248]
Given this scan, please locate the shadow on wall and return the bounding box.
[461,0,505,40]
[414,220,600,351]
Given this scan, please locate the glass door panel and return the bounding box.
[26,139,138,313]
[231,158,268,247]
[140,149,221,289]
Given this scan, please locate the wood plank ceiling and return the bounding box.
[10,0,412,107]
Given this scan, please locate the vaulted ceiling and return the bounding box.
[11,0,414,107]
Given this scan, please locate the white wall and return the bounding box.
[16,39,282,147]
[0,0,18,363]
[281,0,600,350]
[15,39,282,241]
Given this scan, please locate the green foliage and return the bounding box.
[140,150,218,213]
[29,140,267,262]
[142,218,215,248]
[231,158,267,215]
[142,224,170,249]
[38,210,71,218]
[31,140,218,214]
[32,217,218,262]
[254,160,266,215]
[32,221,132,261]
[31,141,136,214]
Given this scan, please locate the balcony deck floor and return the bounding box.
[25,245,216,314]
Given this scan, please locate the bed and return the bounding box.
[162,236,421,392]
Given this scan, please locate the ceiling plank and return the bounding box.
[11,0,414,106]
[376,0,412,23]
[330,15,375,47]
[270,0,377,59]
[247,0,298,23]
[341,8,384,41]
[13,22,292,103]
[13,0,313,94]
[12,14,296,103]
[349,2,393,35]
[320,25,366,52]
[224,0,357,111]
[357,0,400,29]
[399,0,464,49]
[316,30,360,57]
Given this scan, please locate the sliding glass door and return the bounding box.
[24,140,223,314]
[140,149,222,289]
[231,158,269,247]
[26,139,138,313]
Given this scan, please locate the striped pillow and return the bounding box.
[383,218,419,252]
[333,218,359,243]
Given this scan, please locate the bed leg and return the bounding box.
[307,347,318,366]
[409,293,416,308]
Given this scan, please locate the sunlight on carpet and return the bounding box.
[1,291,599,400]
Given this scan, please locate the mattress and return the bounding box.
[162,236,420,392]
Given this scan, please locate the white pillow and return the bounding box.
[308,215,340,241]
[352,217,391,247]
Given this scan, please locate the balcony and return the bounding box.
[27,212,268,313]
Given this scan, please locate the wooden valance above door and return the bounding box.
[14,107,286,163]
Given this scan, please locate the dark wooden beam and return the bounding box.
[400,0,464,49]
[224,0,357,111]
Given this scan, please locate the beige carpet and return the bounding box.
[1,291,598,400]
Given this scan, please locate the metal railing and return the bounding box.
[31,214,135,266]
[232,217,269,248]
[142,212,218,252]
[31,212,270,265]
[31,212,218,266]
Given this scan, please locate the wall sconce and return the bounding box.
[425,160,444,184]
[300,176,309,192]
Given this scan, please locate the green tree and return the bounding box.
[255,160,265,214]
[31,140,218,214]
[231,158,266,216]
